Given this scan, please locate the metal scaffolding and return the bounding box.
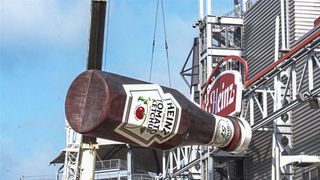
[59,0,320,179]
[175,0,320,179]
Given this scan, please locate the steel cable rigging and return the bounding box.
[149,0,172,87]
[103,0,111,71]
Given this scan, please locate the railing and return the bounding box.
[222,0,256,17]
[94,159,155,180]
[95,159,127,171]
[19,175,57,180]
[223,7,241,17]
[132,174,153,180]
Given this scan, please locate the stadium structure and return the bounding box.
[50,0,320,179]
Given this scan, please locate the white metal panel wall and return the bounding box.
[244,0,320,179]
[289,0,320,45]
[243,0,281,179]
[289,0,320,178]
[292,53,320,178]
[243,0,281,79]
[245,131,273,179]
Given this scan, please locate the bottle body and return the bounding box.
[65,70,251,152]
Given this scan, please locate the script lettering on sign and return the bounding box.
[205,70,243,117]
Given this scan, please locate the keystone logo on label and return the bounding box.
[115,84,182,147]
[205,70,243,117]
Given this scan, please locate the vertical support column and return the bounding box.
[273,16,293,180]
[199,0,204,20]
[206,22,213,77]
[263,89,268,118]
[80,143,98,180]
[280,0,286,50]
[205,0,213,75]
[207,147,214,180]
[249,96,254,125]
[274,147,280,180]
[162,152,166,179]
[282,67,293,180]
[234,0,240,17]
[169,150,174,176]
[308,54,314,90]
[191,38,200,104]
[275,16,280,63]
[272,140,276,180]
[206,0,211,16]
[225,26,229,48]
[242,0,248,13]
[191,86,195,103]
[127,145,133,180]
[292,63,297,100]
[201,146,207,180]
[169,150,173,174]
[177,148,181,169]
[285,0,290,49]
[77,1,108,179]
[272,16,280,180]
[87,0,107,70]
[63,121,82,180]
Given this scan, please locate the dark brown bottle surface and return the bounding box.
[65,70,251,152]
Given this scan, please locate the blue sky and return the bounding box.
[0,0,233,179]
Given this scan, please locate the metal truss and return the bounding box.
[161,145,205,179]
[62,121,82,180]
[161,146,245,179]
[169,8,320,179]
[169,2,247,179]
[242,27,320,131]
[161,146,216,179]
[241,24,320,179]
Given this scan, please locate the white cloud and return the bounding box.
[0,0,90,45]
[0,136,60,179]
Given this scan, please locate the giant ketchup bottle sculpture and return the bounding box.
[65,70,251,153]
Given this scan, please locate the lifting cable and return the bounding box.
[149,0,159,83]
[149,0,172,87]
[103,0,111,71]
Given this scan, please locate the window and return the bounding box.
[310,168,318,180]
[302,167,320,180]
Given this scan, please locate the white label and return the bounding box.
[114,84,181,147]
[209,116,234,147]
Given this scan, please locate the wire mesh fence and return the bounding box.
[19,175,57,180]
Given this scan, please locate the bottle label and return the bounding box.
[115,84,181,147]
[209,116,234,147]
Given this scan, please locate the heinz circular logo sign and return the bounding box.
[204,70,243,117]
